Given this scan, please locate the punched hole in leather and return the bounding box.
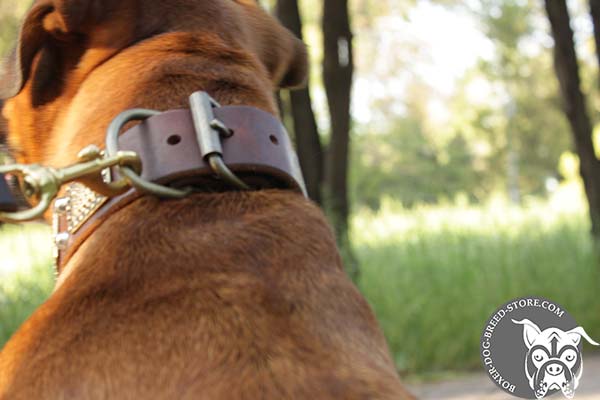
[53,104,307,270]
[113,106,307,194]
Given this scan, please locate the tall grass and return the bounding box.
[1,196,599,378]
[354,197,600,375]
[0,224,54,346]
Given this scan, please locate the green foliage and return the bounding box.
[351,117,480,209]
[0,224,54,347]
[0,0,31,56]
[0,15,18,56]
[450,55,571,197]
[349,0,575,210]
[478,0,535,51]
[460,0,573,198]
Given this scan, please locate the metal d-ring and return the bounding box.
[105,109,191,198]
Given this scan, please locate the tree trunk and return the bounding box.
[322,0,358,277]
[545,0,600,243]
[590,0,600,76]
[275,0,324,204]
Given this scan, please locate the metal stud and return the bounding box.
[54,197,70,214]
[55,232,70,250]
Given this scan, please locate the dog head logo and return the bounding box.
[512,319,599,399]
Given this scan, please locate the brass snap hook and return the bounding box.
[0,148,141,223]
[0,164,58,223]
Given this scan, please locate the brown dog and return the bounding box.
[0,1,414,398]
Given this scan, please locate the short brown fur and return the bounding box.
[0,1,414,398]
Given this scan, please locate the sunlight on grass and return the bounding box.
[0,224,52,277]
[353,194,600,375]
[0,224,54,347]
[354,183,586,244]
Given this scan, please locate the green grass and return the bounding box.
[1,197,599,379]
[353,197,600,375]
[0,224,54,346]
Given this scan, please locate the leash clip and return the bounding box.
[0,147,140,223]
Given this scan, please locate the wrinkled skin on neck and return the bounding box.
[1,0,306,167]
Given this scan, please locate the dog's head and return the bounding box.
[0,0,307,165]
[512,319,599,399]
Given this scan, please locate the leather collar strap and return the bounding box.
[52,105,306,270]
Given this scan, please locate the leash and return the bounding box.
[0,91,306,269]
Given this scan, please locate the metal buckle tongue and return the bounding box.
[189,91,249,190]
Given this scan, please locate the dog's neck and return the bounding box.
[8,31,279,169]
[50,99,306,274]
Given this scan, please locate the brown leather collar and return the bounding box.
[52,103,306,270]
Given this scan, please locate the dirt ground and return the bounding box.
[408,355,600,400]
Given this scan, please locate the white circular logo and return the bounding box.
[480,296,599,399]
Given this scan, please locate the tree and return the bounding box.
[590,0,600,78]
[470,1,570,199]
[275,0,323,203]
[0,100,6,154]
[545,0,600,244]
[322,0,357,277]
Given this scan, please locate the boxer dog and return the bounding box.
[0,0,413,399]
[513,319,599,399]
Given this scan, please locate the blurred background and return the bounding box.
[2,0,600,395]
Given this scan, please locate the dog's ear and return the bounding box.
[513,319,542,349]
[235,1,308,89]
[0,2,53,99]
[0,0,126,100]
[278,37,308,89]
[565,327,600,347]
